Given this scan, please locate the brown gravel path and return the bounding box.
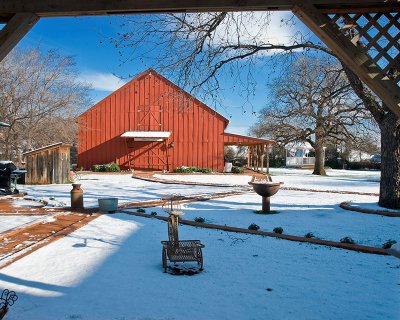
[0,197,99,269]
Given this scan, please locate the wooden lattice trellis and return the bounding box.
[329,12,400,87]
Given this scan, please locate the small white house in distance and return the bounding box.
[348,150,375,162]
[285,142,315,168]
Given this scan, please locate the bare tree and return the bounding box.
[224,146,236,162]
[111,12,400,208]
[0,48,91,164]
[251,56,375,175]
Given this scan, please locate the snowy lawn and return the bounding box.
[0,213,398,320]
[155,168,380,193]
[2,174,237,242]
[0,216,44,234]
[20,173,239,208]
[148,190,398,247]
[0,198,50,234]
[12,171,398,247]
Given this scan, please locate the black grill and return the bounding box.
[0,161,19,194]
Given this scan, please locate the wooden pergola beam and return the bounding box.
[0,0,398,23]
[293,0,400,118]
[0,12,39,62]
[0,1,398,117]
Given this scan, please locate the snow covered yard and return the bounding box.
[155,168,380,193]
[0,216,42,234]
[7,170,398,248]
[0,169,398,319]
[157,190,398,247]
[0,213,398,320]
[20,173,236,208]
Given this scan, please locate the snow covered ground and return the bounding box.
[140,190,398,247]
[155,168,380,193]
[19,173,236,208]
[0,214,398,320]
[0,216,42,234]
[5,170,398,247]
[0,169,398,319]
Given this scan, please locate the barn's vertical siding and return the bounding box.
[77,69,229,172]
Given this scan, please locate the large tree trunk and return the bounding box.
[313,143,326,175]
[342,64,400,209]
[379,113,400,209]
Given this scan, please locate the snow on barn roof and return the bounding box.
[121,131,171,141]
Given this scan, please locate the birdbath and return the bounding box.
[161,194,185,215]
[248,176,283,213]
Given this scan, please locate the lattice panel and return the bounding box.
[328,12,400,87]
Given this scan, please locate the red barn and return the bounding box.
[77,69,272,172]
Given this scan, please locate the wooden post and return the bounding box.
[257,145,260,173]
[250,146,254,170]
[255,145,258,172]
[251,146,255,171]
[165,139,170,172]
[247,146,250,169]
[0,13,39,62]
[253,146,257,171]
[261,144,265,175]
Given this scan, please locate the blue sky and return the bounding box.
[17,13,310,136]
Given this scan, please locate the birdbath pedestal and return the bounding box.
[248,176,283,213]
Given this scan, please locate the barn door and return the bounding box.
[136,105,163,131]
[125,105,170,170]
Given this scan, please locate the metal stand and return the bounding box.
[262,196,271,213]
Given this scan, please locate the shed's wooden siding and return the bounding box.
[24,143,71,184]
[77,69,228,171]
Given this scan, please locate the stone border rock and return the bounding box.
[339,202,400,217]
[121,210,389,256]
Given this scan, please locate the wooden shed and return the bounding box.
[24,142,71,184]
[77,69,273,172]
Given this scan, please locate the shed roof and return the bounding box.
[223,133,274,146]
[23,142,71,156]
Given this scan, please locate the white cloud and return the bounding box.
[225,125,251,136]
[216,12,297,46]
[79,72,126,92]
[183,12,298,49]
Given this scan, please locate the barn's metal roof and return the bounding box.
[223,133,273,146]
